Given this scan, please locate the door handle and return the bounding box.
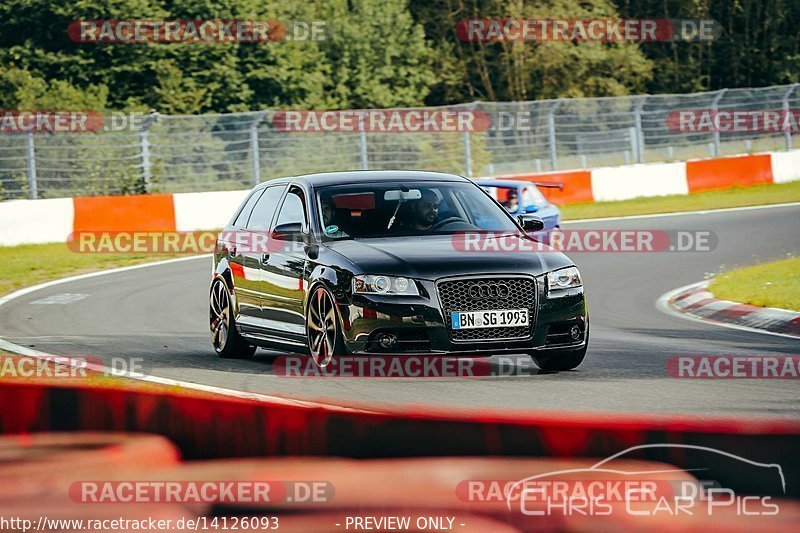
[261,253,270,264]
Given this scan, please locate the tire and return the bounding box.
[210,277,257,359]
[306,284,346,367]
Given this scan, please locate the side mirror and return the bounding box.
[518,214,545,232]
[272,222,305,242]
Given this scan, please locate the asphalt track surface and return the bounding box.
[1,204,798,418]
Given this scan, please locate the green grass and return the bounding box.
[0,242,186,297]
[561,180,800,220]
[708,257,800,312]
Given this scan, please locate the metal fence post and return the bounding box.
[25,133,37,199]
[628,128,638,164]
[547,100,562,171]
[463,130,473,178]
[782,84,799,150]
[710,89,727,157]
[633,96,646,163]
[139,113,157,192]
[358,113,368,170]
[250,126,260,185]
[250,111,267,186]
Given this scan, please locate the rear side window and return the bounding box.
[232,189,264,228]
[274,187,307,230]
[247,185,286,230]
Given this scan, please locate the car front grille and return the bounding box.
[436,276,537,342]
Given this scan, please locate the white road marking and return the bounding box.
[29,293,89,305]
[565,200,800,225]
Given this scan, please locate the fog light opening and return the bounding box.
[377,333,398,349]
[569,325,582,341]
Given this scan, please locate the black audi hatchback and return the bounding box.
[210,171,588,371]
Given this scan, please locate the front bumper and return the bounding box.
[337,276,587,356]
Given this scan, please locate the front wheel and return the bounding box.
[210,278,256,359]
[306,285,346,367]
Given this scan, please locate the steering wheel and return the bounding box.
[431,217,467,231]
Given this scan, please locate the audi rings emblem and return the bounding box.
[468,282,510,299]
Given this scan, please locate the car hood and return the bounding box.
[324,234,573,280]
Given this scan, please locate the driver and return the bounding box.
[503,189,519,213]
[405,189,439,231]
[320,194,349,238]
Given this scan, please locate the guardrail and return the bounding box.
[1,84,799,200]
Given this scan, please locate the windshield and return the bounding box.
[316,181,519,239]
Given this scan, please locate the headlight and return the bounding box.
[353,275,419,296]
[547,266,582,295]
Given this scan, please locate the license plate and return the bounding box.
[451,309,528,330]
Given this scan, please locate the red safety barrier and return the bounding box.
[686,153,773,193]
[73,194,177,233]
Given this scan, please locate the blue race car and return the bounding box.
[474,179,562,242]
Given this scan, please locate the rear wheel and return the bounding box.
[210,278,256,359]
[306,285,346,367]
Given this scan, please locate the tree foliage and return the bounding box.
[0,0,796,111]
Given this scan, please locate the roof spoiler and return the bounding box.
[532,181,564,191]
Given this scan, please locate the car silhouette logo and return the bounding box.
[469,282,510,299]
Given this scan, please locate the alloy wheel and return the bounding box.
[307,286,337,367]
[210,279,231,353]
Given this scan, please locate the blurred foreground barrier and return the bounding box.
[0,433,191,532]
[1,436,799,531]
[2,150,800,245]
[1,382,799,499]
